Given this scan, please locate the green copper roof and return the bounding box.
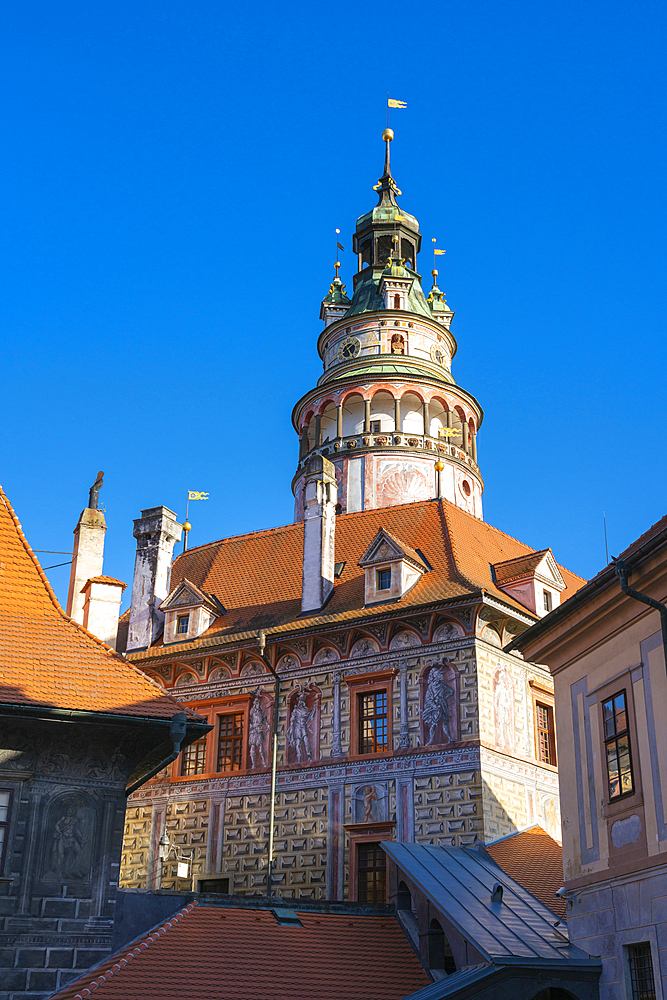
[322,275,351,306]
[328,362,455,384]
[343,266,433,320]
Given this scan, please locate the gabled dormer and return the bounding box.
[159,579,225,644]
[358,528,427,605]
[493,549,566,617]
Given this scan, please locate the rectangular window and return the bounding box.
[357,842,386,903]
[176,614,190,635]
[536,702,556,765]
[543,589,552,612]
[370,420,381,434]
[628,943,656,1000]
[359,692,388,754]
[603,690,634,800]
[217,713,244,772]
[0,790,11,869]
[181,738,207,776]
[377,568,391,591]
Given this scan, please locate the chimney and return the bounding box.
[81,577,127,649]
[301,455,337,613]
[127,507,182,651]
[66,471,106,624]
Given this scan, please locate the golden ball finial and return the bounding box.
[434,460,445,472]
[382,128,394,142]
[183,521,192,532]
[432,269,438,278]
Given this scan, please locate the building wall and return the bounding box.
[122,617,559,900]
[0,717,146,1000]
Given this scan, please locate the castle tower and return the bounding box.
[292,130,484,521]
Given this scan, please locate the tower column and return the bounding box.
[336,403,343,439]
[462,421,469,453]
[364,399,371,434]
[422,400,430,438]
[394,397,401,434]
[471,429,477,463]
[315,414,322,447]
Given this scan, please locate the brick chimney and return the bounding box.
[127,507,182,651]
[81,576,127,649]
[66,472,106,624]
[301,455,337,614]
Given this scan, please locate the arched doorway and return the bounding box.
[428,918,456,975]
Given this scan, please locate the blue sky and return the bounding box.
[2,0,666,609]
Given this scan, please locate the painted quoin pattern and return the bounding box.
[292,129,483,523]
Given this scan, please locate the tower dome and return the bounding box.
[291,132,483,521]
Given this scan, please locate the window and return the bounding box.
[536,702,557,766]
[176,614,190,635]
[628,943,656,1000]
[0,790,11,869]
[377,568,391,591]
[543,589,552,612]
[603,691,634,800]
[181,737,207,776]
[393,294,401,309]
[217,713,244,772]
[359,691,388,754]
[357,842,386,903]
[370,420,381,434]
[198,877,230,894]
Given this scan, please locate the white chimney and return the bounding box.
[66,471,106,624]
[127,506,182,651]
[301,455,337,613]
[82,576,126,649]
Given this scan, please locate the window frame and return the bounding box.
[358,689,389,755]
[0,787,13,873]
[529,680,557,770]
[627,942,657,1000]
[176,614,190,635]
[543,589,552,613]
[346,669,396,759]
[356,840,387,903]
[180,736,208,776]
[602,689,635,802]
[535,700,557,767]
[376,568,392,592]
[216,710,245,774]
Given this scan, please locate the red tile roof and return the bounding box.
[492,549,552,584]
[50,902,430,1000]
[130,498,585,658]
[485,826,565,919]
[0,485,199,721]
[81,576,127,590]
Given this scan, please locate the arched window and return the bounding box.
[394,294,401,310]
[532,992,578,1000]
[429,918,456,975]
[397,880,412,911]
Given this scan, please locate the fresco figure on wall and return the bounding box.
[493,665,515,753]
[50,804,86,878]
[363,785,378,822]
[422,669,455,745]
[287,689,315,763]
[248,689,268,768]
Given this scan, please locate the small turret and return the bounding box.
[320,262,351,327]
[427,269,455,329]
[379,248,414,311]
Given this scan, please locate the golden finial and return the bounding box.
[382,128,394,142]
[334,261,341,277]
[183,521,192,533]
[434,460,445,472]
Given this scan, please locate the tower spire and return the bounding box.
[373,129,402,206]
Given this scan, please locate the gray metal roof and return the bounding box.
[382,842,594,965]
[401,963,497,1000]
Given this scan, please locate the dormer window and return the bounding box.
[359,528,427,605]
[394,294,401,309]
[159,579,225,644]
[493,549,566,617]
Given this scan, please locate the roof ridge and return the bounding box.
[67,902,198,998]
[0,484,191,717]
[437,501,481,594]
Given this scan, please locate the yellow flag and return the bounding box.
[188,491,210,500]
[434,249,447,256]
[388,98,407,108]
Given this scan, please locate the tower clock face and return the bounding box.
[337,336,361,361]
[430,343,446,366]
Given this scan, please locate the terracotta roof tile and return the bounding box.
[50,902,430,1000]
[484,826,565,919]
[492,549,551,584]
[0,485,200,721]
[131,499,585,658]
[81,576,127,590]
